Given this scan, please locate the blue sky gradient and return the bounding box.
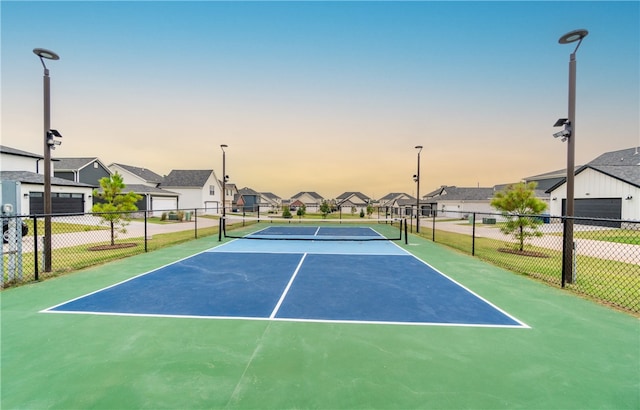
[2,1,638,198]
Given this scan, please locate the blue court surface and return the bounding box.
[44,239,528,328]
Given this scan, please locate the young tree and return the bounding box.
[92,173,143,246]
[490,181,548,252]
[366,204,374,218]
[282,206,292,219]
[296,204,306,218]
[319,201,331,218]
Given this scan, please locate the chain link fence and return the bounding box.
[407,210,639,315]
[4,208,639,315]
[1,209,223,288]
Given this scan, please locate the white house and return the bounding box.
[289,191,324,212]
[424,186,499,218]
[259,192,282,214]
[1,146,94,215]
[108,163,179,216]
[546,147,640,223]
[336,192,371,215]
[160,169,224,214]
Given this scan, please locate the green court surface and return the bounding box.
[1,233,638,409]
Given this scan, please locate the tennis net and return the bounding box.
[221,215,404,241]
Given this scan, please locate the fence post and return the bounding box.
[471,212,476,256]
[194,209,198,239]
[404,218,408,245]
[33,216,39,280]
[431,213,436,242]
[144,211,148,252]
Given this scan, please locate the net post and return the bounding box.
[218,216,223,242]
[404,218,408,244]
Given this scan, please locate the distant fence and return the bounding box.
[407,210,639,315]
[0,207,379,289]
[1,209,223,289]
[3,208,639,315]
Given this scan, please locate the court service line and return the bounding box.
[40,245,222,313]
[269,253,307,319]
[387,239,531,329]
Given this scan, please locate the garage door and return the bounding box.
[562,198,622,227]
[151,197,178,216]
[29,192,85,215]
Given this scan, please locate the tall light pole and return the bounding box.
[556,29,588,285]
[220,144,228,234]
[33,48,61,272]
[414,145,423,233]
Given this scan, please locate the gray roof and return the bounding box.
[291,191,324,201]
[426,186,496,201]
[524,168,576,180]
[122,184,178,196]
[0,145,43,159]
[546,147,640,191]
[0,171,95,188]
[261,192,281,200]
[111,163,164,184]
[53,157,101,171]
[94,184,177,196]
[587,147,640,166]
[238,187,260,196]
[161,170,213,188]
[378,192,412,201]
[336,191,370,201]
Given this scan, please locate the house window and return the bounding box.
[93,162,98,169]
[209,185,215,195]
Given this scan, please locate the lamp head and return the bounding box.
[559,29,588,44]
[33,48,60,60]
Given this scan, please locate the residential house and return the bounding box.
[425,186,500,219]
[160,170,223,213]
[336,192,371,215]
[260,192,282,214]
[377,193,415,217]
[289,192,324,212]
[54,157,111,185]
[546,147,640,224]
[222,183,238,214]
[108,163,179,216]
[523,168,576,191]
[235,187,261,213]
[0,146,94,215]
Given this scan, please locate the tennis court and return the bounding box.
[2,220,638,409]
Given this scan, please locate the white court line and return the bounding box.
[386,240,531,329]
[269,253,307,319]
[39,245,225,313]
[40,309,526,328]
[41,234,530,329]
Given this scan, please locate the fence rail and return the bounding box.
[408,210,639,315]
[3,208,639,315]
[1,209,221,288]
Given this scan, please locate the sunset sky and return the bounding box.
[2,1,638,199]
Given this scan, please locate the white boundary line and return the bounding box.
[269,253,307,319]
[388,240,531,329]
[41,235,530,329]
[39,309,526,329]
[40,242,231,313]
